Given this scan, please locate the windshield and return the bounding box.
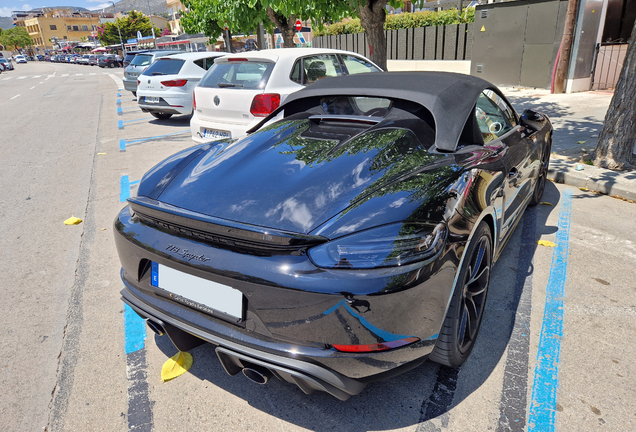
[198,61,275,89]
[130,54,153,67]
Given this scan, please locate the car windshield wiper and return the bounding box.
[151,72,167,75]
[218,83,243,88]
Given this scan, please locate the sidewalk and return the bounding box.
[502,87,636,201]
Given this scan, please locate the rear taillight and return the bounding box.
[192,91,196,110]
[137,80,140,86]
[331,337,420,353]
[227,58,248,62]
[250,93,280,117]
[161,79,188,87]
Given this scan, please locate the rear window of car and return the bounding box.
[142,59,185,76]
[130,54,153,66]
[198,61,275,89]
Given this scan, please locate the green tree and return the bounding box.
[181,0,348,50]
[0,26,34,51]
[97,10,159,46]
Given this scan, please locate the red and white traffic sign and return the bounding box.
[295,20,302,32]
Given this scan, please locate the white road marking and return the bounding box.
[2,77,11,80]
[10,94,20,100]
[30,86,35,90]
[47,75,55,78]
[107,73,124,90]
[75,73,83,76]
[40,82,44,84]
[62,74,69,77]
[89,73,96,75]
[32,75,41,78]
[17,76,27,80]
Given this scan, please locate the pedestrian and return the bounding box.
[115,53,122,67]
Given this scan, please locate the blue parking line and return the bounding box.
[527,189,573,432]
[120,175,140,201]
[117,106,138,114]
[119,130,189,152]
[124,303,146,354]
[118,117,153,129]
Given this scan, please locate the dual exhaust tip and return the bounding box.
[242,364,273,384]
[146,318,273,385]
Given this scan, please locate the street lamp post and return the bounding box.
[108,1,126,54]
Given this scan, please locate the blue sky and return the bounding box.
[0,1,119,17]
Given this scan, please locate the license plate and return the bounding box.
[145,97,159,103]
[151,262,243,320]
[203,128,231,139]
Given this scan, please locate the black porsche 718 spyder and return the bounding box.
[115,72,552,400]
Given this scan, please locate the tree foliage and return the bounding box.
[315,8,475,36]
[96,10,159,46]
[181,0,349,49]
[0,27,34,51]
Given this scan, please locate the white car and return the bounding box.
[136,52,226,120]
[190,48,382,143]
[15,55,27,64]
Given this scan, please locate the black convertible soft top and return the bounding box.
[252,71,501,152]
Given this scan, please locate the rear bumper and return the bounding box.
[122,287,369,400]
[138,94,192,115]
[115,205,456,398]
[123,76,138,92]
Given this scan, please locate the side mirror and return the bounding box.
[520,109,545,132]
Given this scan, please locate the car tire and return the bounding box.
[151,112,173,120]
[529,134,552,206]
[109,63,115,68]
[430,221,492,368]
[132,92,136,97]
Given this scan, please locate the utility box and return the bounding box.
[471,0,569,88]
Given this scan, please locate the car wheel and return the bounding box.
[151,112,173,120]
[529,134,552,206]
[430,221,492,368]
[109,63,115,68]
[132,92,136,97]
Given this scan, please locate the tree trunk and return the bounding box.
[266,8,297,48]
[594,20,636,170]
[553,0,578,93]
[358,0,388,71]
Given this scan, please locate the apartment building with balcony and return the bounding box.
[19,8,114,50]
[166,0,186,35]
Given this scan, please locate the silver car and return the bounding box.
[123,50,183,96]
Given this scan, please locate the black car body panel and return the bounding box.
[114,72,552,399]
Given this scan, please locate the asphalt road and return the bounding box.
[1,61,635,432]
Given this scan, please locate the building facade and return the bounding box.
[166,0,186,36]
[17,8,114,50]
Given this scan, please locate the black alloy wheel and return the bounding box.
[529,135,552,206]
[151,112,173,120]
[430,221,492,367]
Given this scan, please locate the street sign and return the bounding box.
[295,20,302,32]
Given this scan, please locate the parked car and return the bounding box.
[88,55,99,66]
[123,50,184,96]
[0,58,14,70]
[114,71,553,400]
[190,48,382,143]
[123,50,147,68]
[15,55,27,64]
[98,54,118,68]
[137,52,226,120]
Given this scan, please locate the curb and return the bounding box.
[548,157,636,201]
